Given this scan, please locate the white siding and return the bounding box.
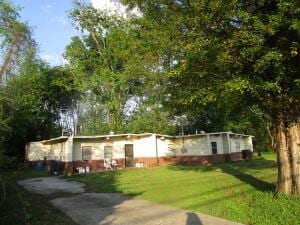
[73,139,107,160]
[209,135,224,154]
[222,134,230,154]
[229,135,248,153]
[27,133,254,162]
[48,143,63,160]
[27,142,46,161]
[174,136,210,156]
[244,137,253,151]
[157,137,176,157]
[72,135,156,160]
[62,138,73,162]
[134,135,156,157]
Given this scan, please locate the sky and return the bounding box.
[12,0,125,66]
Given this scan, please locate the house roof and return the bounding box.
[41,136,69,144]
[39,133,153,144]
[36,132,253,145]
[174,132,254,138]
[73,133,153,139]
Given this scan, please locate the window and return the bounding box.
[211,142,217,154]
[104,146,113,160]
[82,146,92,160]
[236,142,240,152]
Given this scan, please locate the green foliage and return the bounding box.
[120,0,300,149]
[0,52,77,159]
[65,1,174,134]
[140,1,297,104]
[0,168,76,225]
[126,105,176,134]
[0,150,17,169]
[0,0,20,45]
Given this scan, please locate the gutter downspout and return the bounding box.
[227,133,231,154]
[227,133,231,161]
[69,135,74,173]
[206,133,210,161]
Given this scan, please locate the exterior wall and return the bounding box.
[72,135,155,161]
[222,134,230,154]
[208,134,225,154]
[244,137,253,151]
[157,137,176,157]
[174,136,210,156]
[132,135,156,158]
[229,135,250,153]
[228,152,243,161]
[27,142,47,161]
[39,139,71,162]
[70,135,157,169]
[48,143,63,160]
[62,138,73,162]
[73,139,107,161]
[26,133,253,171]
[159,155,212,165]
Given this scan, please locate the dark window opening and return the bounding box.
[211,142,217,154]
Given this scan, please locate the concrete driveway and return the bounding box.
[18,177,85,194]
[18,177,244,225]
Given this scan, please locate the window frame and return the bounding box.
[82,146,92,161]
[211,142,218,154]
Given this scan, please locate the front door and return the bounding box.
[125,144,134,167]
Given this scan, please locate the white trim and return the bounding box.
[227,133,231,154]
[206,134,210,154]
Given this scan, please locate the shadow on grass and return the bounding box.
[168,157,276,192]
[167,164,216,172]
[0,176,77,225]
[216,162,276,192]
[15,169,146,225]
[71,170,131,194]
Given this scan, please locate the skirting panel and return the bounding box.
[27,152,244,171]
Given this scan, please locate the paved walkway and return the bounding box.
[19,177,244,225]
[18,177,85,194]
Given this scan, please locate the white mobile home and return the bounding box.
[26,132,253,171]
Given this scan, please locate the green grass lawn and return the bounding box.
[71,153,300,225]
[0,168,77,225]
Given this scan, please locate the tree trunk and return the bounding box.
[0,35,21,85]
[288,122,300,194]
[274,120,300,195]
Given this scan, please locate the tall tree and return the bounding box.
[0,52,77,159]
[0,0,34,84]
[66,1,165,133]
[123,0,300,195]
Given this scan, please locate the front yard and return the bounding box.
[71,153,300,225]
